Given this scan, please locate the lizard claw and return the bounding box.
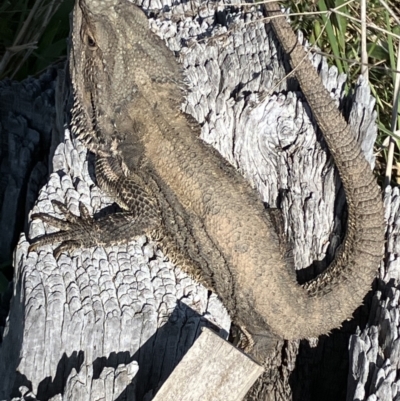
[29,196,159,258]
[29,200,94,257]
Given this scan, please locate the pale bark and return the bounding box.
[0,2,392,400]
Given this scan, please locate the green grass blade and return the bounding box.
[317,0,344,74]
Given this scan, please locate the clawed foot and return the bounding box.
[29,200,94,258]
[231,323,280,364]
[231,324,255,354]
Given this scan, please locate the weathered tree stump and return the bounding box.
[0,1,397,400]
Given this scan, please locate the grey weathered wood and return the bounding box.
[345,186,400,401]
[152,327,263,401]
[0,1,393,400]
[0,70,58,265]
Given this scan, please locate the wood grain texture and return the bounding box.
[0,1,391,400]
[152,328,263,401]
[346,186,400,401]
[0,70,57,264]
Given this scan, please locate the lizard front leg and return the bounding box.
[29,157,162,258]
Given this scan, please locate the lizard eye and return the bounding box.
[87,35,97,49]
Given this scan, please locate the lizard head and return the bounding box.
[70,0,184,158]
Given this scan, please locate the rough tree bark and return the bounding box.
[0,1,397,400]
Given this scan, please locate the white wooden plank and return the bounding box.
[152,328,263,401]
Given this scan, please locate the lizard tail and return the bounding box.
[256,2,384,339]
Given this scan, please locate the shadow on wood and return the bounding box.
[3,298,233,400]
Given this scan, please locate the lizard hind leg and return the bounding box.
[230,323,281,365]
